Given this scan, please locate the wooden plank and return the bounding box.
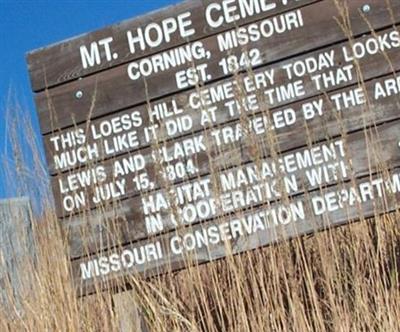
[113,291,149,332]
[64,118,400,259]
[35,0,400,134]
[71,165,400,296]
[0,198,34,311]
[43,25,400,175]
[27,0,320,92]
[51,26,400,219]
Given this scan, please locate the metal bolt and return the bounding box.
[362,4,371,13]
[75,90,83,99]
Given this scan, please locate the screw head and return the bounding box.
[75,90,83,99]
[362,4,371,13]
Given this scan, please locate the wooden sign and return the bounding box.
[26,0,400,296]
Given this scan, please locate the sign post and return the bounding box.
[27,0,400,300]
[113,291,149,332]
[0,198,34,313]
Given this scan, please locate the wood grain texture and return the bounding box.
[34,0,400,134]
[0,198,34,309]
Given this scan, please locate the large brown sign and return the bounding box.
[27,0,400,295]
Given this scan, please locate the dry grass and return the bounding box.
[0,194,398,331]
[1,2,400,330]
[1,83,399,332]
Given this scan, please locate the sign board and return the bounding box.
[27,0,400,295]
